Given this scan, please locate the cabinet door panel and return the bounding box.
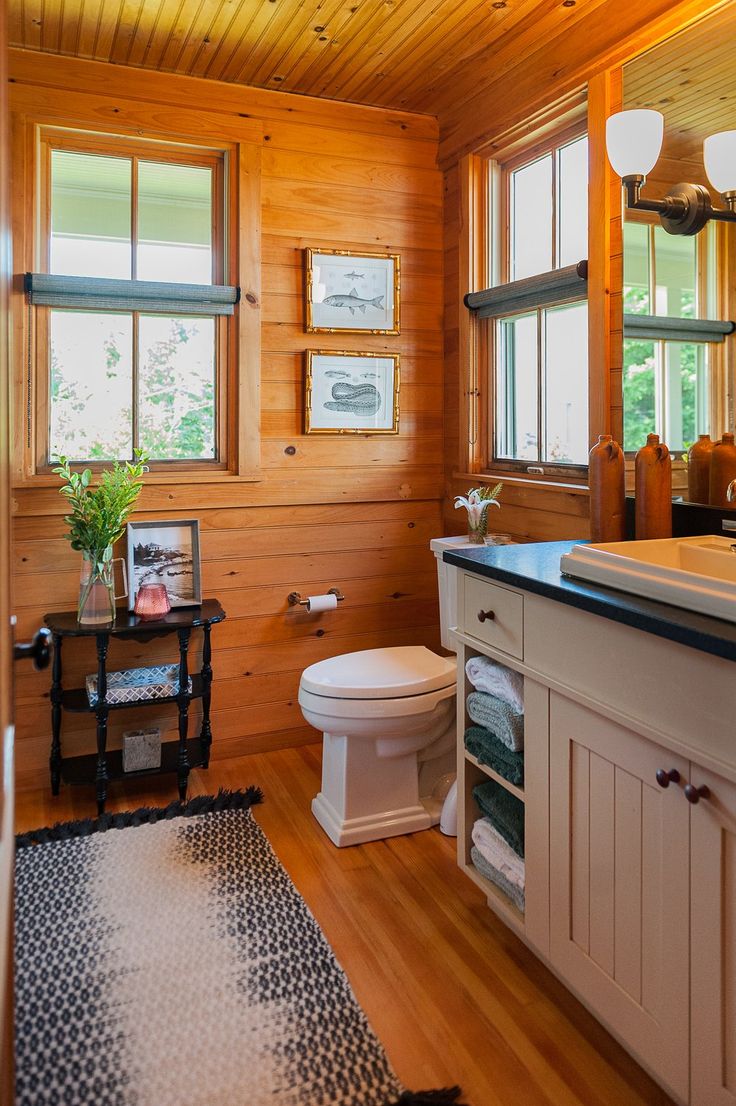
[549,694,689,1104]
[690,766,736,1106]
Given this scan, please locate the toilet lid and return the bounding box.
[300,646,456,699]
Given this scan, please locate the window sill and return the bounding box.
[454,470,590,496]
[13,468,264,490]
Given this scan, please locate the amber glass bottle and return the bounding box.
[634,433,672,539]
[709,432,736,507]
[589,435,625,542]
[687,434,713,503]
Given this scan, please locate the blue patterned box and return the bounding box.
[86,664,193,707]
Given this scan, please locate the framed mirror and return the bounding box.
[621,5,736,502]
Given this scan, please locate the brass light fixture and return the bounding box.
[606,109,736,236]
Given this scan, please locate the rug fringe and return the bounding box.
[387,1088,466,1105]
[15,787,264,849]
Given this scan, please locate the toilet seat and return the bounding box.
[300,645,455,700]
[299,680,455,721]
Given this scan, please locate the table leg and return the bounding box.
[199,623,213,769]
[95,634,110,815]
[49,634,63,795]
[177,628,192,802]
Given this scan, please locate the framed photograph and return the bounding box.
[126,519,202,611]
[305,248,400,334]
[305,350,400,435]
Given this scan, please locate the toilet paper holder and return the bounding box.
[288,587,345,607]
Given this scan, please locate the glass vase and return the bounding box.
[467,515,488,544]
[78,549,128,625]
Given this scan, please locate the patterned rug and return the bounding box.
[15,791,463,1106]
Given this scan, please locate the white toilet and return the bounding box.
[298,537,467,847]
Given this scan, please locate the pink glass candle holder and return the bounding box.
[134,583,171,620]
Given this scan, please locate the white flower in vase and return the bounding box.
[454,483,503,544]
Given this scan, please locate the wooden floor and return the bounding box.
[15,744,674,1106]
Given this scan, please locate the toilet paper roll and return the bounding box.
[305,593,338,613]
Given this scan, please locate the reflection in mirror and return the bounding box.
[622,5,736,501]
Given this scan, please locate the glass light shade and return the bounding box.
[605,110,664,178]
[704,131,736,194]
[134,583,171,620]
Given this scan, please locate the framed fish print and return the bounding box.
[305,248,400,334]
[305,351,400,435]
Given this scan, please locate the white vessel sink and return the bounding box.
[560,535,736,623]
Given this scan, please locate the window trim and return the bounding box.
[470,120,590,477]
[11,113,262,487]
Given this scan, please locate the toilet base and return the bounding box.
[312,790,439,848]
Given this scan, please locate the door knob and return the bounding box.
[684,783,710,805]
[655,768,680,788]
[13,628,52,671]
[477,609,495,623]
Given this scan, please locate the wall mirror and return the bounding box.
[622,4,736,502]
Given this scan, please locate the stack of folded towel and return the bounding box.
[472,778,524,857]
[465,655,524,713]
[466,691,524,752]
[471,817,525,913]
[464,725,524,786]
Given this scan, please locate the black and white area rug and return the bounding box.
[15,790,463,1106]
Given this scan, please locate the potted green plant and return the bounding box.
[53,452,148,624]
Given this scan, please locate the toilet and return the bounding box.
[298,537,467,847]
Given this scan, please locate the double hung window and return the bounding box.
[30,131,237,469]
[467,130,590,472]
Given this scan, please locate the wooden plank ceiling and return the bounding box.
[8,0,615,116]
[624,3,736,165]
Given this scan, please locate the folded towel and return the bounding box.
[472,817,525,888]
[472,778,525,858]
[465,655,524,712]
[464,725,524,786]
[471,846,525,913]
[467,691,524,752]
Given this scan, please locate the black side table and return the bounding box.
[43,600,226,814]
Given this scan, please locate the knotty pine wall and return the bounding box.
[9,52,445,790]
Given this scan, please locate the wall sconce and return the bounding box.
[606,109,736,236]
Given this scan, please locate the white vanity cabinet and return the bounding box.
[452,564,736,1106]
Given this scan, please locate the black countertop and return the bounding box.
[444,540,736,663]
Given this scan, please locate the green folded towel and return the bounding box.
[467,691,524,752]
[472,778,525,858]
[465,726,524,786]
[471,846,525,914]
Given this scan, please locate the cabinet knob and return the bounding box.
[477,609,495,624]
[655,768,680,789]
[684,783,710,805]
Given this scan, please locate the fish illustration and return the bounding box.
[324,381,381,416]
[345,271,365,280]
[322,288,384,315]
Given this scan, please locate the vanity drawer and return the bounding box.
[461,573,524,660]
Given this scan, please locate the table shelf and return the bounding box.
[44,599,226,813]
[61,674,205,714]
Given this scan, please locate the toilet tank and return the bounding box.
[430,536,474,653]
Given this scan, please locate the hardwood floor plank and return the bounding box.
[14,743,673,1106]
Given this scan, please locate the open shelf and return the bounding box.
[461,860,525,926]
[61,674,205,713]
[463,749,524,801]
[60,737,206,785]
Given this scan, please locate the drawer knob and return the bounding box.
[655,768,680,789]
[684,783,710,805]
[477,609,496,623]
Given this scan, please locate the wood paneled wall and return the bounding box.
[441,1,723,545]
[8,52,445,791]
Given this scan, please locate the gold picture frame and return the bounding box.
[305,248,400,335]
[305,350,400,435]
